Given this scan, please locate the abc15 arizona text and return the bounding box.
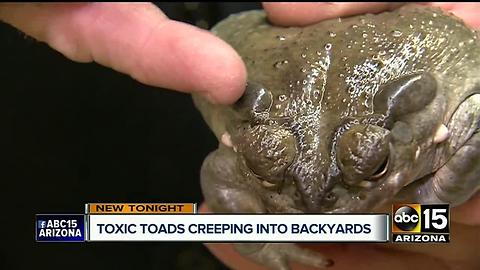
[392,204,450,243]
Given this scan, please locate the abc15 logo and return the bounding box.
[392,204,449,233]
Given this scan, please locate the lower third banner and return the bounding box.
[87,214,389,242]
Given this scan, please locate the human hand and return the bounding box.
[202,196,480,270]
[204,2,480,270]
[0,3,247,104]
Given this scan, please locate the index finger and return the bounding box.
[0,3,247,104]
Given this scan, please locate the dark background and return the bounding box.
[0,3,261,270]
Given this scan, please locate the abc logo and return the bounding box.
[394,206,419,231]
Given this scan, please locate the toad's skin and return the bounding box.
[193,5,480,269]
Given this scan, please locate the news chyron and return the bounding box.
[392,204,450,243]
[34,202,450,243]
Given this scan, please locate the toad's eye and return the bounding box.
[233,81,273,119]
[236,124,296,185]
[336,124,391,187]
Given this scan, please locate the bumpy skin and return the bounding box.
[193,5,480,270]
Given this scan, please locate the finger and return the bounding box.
[207,243,270,270]
[206,239,451,270]
[200,204,450,270]
[299,243,453,270]
[262,2,403,26]
[0,3,246,104]
[285,244,333,268]
[384,221,480,268]
[266,254,291,270]
[422,2,480,29]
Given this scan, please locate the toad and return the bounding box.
[193,5,480,269]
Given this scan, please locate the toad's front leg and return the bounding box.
[200,145,333,270]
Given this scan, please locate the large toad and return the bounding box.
[193,5,480,269]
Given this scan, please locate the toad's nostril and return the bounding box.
[324,191,338,203]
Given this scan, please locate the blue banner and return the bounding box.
[36,214,85,242]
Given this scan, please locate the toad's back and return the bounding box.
[207,6,480,126]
